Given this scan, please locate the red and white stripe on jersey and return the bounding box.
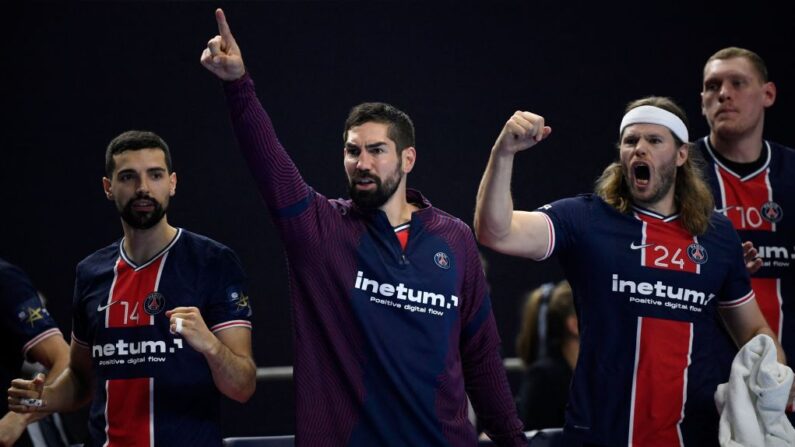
[751,278,783,340]
[21,328,62,357]
[718,289,756,309]
[633,210,701,274]
[211,320,252,332]
[708,141,776,232]
[105,253,168,328]
[99,234,177,447]
[536,212,555,261]
[629,317,692,447]
[105,378,153,447]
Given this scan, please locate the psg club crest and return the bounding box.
[144,292,166,315]
[761,201,783,223]
[687,243,708,265]
[434,252,451,270]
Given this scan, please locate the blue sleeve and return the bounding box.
[0,262,60,355]
[716,222,755,309]
[202,247,252,332]
[70,264,90,346]
[536,195,590,257]
[458,230,526,444]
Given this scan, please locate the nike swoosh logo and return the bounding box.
[715,205,735,213]
[630,242,654,250]
[97,300,120,312]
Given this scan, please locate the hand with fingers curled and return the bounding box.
[493,111,552,156]
[200,8,246,81]
[166,307,220,355]
[741,241,763,275]
[6,373,46,414]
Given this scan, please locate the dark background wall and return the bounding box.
[3,0,794,439]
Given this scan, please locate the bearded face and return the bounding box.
[348,157,403,209]
[118,193,168,229]
[619,123,686,212]
[344,122,407,210]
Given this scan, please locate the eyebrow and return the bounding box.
[116,167,167,176]
[345,142,389,150]
[622,131,666,139]
[704,71,751,82]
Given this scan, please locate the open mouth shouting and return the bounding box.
[631,162,651,189]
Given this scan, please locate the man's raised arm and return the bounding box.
[474,111,553,260]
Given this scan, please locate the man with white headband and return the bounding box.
[475,96,790,446]
[8,130,256,446]
[698,47,795,421]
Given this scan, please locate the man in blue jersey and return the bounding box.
[697,47,795,415]
[474,97,792,446]
[8,130,256,446]
[200,8,525,446]
[0,259,69,447]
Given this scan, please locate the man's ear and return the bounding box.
[103,177,113,200]
[676,143,689,167]
[763,81,777,108]
[169,172,177,197]
[402,147,416,174]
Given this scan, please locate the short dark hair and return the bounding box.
[105,130,173,178]
[705,47,768,82]
[342,102,415,153]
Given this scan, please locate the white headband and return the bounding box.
[619,105,689,143]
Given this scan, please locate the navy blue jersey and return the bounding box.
[538,195,753,446]
[71,229,251,447]
[697,138,795,369]
[0,258,62,416]
[224,74,525,446]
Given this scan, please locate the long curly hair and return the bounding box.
[594,96,714,235]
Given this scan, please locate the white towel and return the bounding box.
[715,334,795,447]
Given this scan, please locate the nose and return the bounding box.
[718,81,731,102]
[356,151,373,171]
[136,176,150,195]
[632,140,649,158]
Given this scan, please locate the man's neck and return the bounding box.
[709,127,765,163]
[121,219,178,265]
[636,192,676,218]
[379,185,418,227]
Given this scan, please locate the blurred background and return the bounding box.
[4,0,794,439]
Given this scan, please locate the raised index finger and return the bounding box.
[215,8,235,42]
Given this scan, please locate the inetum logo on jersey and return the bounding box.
[612,273,715,312]
[92,338,184,366]
[755,245,795,268]
[355,270,458,317]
